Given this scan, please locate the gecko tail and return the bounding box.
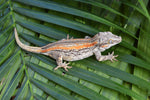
[14,28,42,53]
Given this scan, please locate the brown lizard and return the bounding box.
[14,28,122,71]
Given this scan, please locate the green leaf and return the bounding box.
[137,0,150,20]
[118,54,150,71]
[27,62,108,100]
[14,0,137,39]
[14,78,30,100]
[79,58,150,90]
[66,67,144,100]
[74,0,128,19]
[2,65,24,100]
[0,51,21,99]
[16,20,67,40]
[0,11,11,24]
[0,39,16,65]
[1,0,150,99]
[31,78,77,100]
[14,7,99,35]
[0,50,20,81]
[0,1,8,10]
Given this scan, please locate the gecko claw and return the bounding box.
[67,34,73,40]
[108,52,118,62]
[54,62,72,71]
[67,34,69,40]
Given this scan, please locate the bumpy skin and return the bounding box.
[14,28,122,71]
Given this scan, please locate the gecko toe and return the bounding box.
[54,62,72,71]
[64,66,72,71]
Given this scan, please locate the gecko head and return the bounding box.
[97,32,122,51]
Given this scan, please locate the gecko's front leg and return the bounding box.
[94,50,118,62]
[54,55,72,71]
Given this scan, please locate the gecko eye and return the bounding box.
[109,40,113,44]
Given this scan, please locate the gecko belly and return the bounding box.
[46,49,94,61]
[62,50,94,61]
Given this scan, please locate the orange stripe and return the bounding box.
[40,41,98,53]
[101,45,108,48]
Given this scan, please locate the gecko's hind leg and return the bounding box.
[54,62,72,71]
[67,34,73,40]
[54,55,72,71]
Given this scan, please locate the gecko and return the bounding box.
[14,28,122,71]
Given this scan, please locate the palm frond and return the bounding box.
[0,0,150,99]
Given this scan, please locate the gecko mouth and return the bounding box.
[119,36,122,42]
[115,36,122,43]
